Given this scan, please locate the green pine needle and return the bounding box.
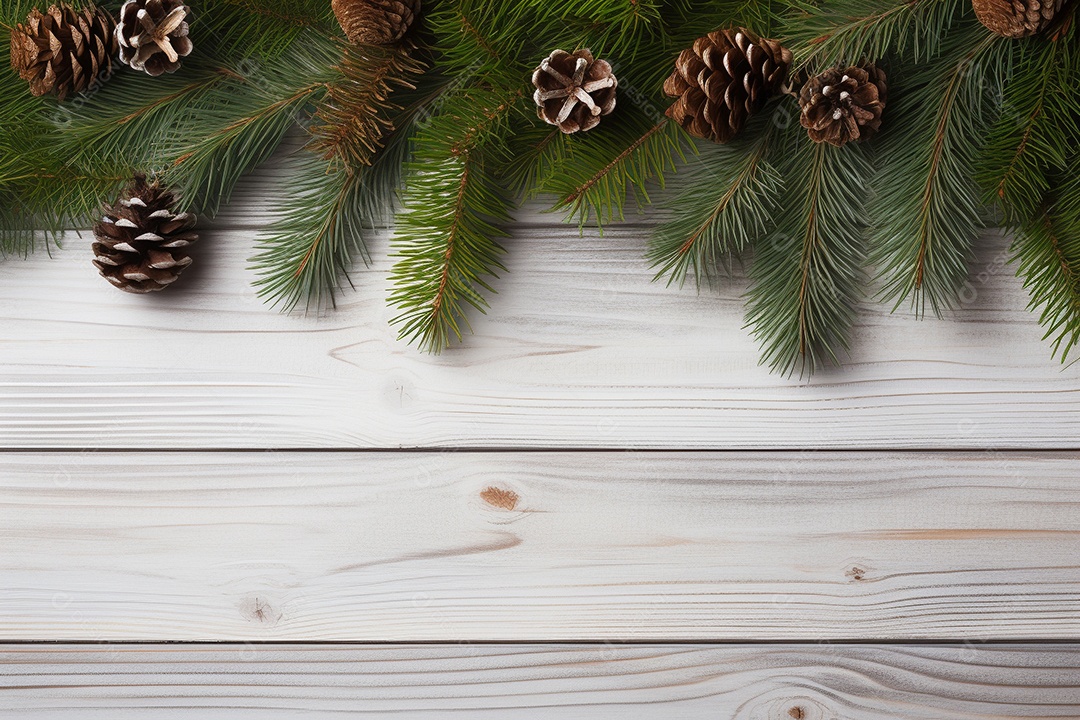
[387,87,518,352]
[542,114,689,227]
[251,154,371,312]
[785,0,965,70]
[1012,204,1080,362]
[977,24,1080,223]
[252,60,442,311]
[746,122,871,376]
[649,111,783,287]
[869,27,1001,317]
[308,42,427,171]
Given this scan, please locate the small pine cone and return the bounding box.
[973,0,1064,37]
[799,64,887,147]
[532,49,617,134]
[92,174,198,293]
[332,0,419,45]
[662,28,791,144]
[115,0,192,76]
[8,3,117,101]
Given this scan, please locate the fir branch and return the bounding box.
[977,23,1080,222]
[59,36,345,216]
[388,87,519,352]
[212,0,331,27]
[1012,205,1080,362]
[192,0,336,60]
[785,0,964,69]
[51,65,234,170]
[519,0,665,60]
[308,42,426,170]
[505,125,566,198]
[251,155,369,311]
[649,111,782,287]
[252,68,447,310]
[0,60,129,247]
[540,111,689,227]
[869,28,1000,317]
[746,123,871,376]
[425,0,541,78]
[166,83,325,215]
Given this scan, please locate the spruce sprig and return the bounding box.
[869,26,1001,317]
[309,43,427,169]
[649,111,783,287]
[252,50,441,311]
[387,87,519,352]
[541,114,689,227]
[1012,204,1080,362]
[785,0,965,69]
[746,119,870,375]
[251,155,370,312]
[977,25,1080,223]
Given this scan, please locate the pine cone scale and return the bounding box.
[663,28,792,144]
[9,3,117,101]
[532,49,617,134]
[798,64,887,147]
[116,0,192,76]
[973,0,1065,37]
[93,175,198,294]
[332,0,419,45]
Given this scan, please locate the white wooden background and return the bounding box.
[1,158,1079,717]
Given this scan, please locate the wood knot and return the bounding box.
[756,693,832,720]
[480,486,519,510]
[846,566,866,581]
[239,596,282,625]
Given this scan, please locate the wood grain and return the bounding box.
[2,643,1079,718]
[0,159,1076,449]
[3,451,1078,641]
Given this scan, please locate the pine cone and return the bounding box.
[798,64,887,147]
[92,175,198,293]
[8,3,117,101]
[332,0,419,45]
[115,0,192,76]
[532,49,617,134]
[973,0,1064,37]
[662,28,791,144]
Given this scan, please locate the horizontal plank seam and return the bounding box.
[4,639,1080,647]
[1,447,1078,454]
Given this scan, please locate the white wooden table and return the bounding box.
[2,161,1079,718]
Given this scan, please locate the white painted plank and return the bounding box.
[2,643,1078,718]
[0,154,1075,448]
[2,451,1078,641]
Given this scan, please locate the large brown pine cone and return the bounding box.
[972,0,1064,37]
[92,175,198,293]
[532,48,617,134]
[8,3,117,101]
[799,64,887,147]
[115,0,192,76]
[332,0,419,45]
[662,28,791,143]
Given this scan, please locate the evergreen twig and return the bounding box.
[1012,204,1080,361]
[746,119,870,375]
[649,111,782,287]
[387,87,519,351]
[869,27,1000,317]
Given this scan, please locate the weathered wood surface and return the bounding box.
[0,160,1075,449]
[3,643,1079,718]
[6,158,1079,710]
[2,451,1077,641]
